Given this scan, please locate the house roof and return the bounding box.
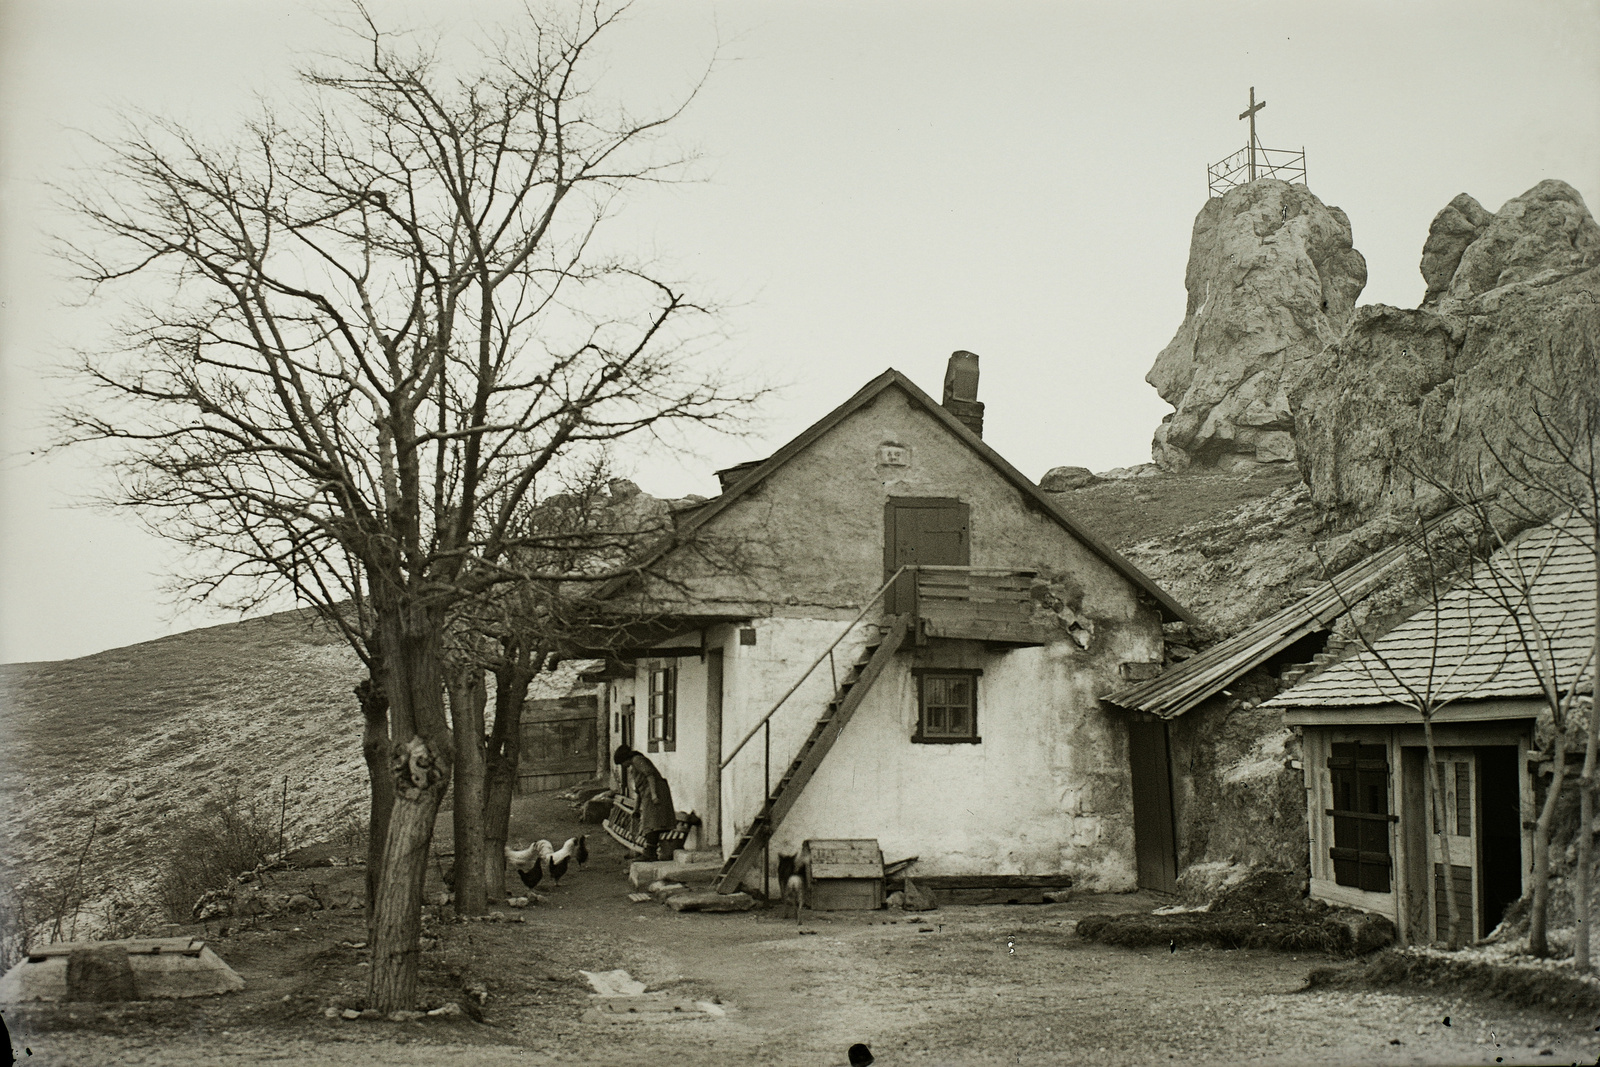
[598,368,1195,624]
[1263,516,1595,710]
[1101,522,1429,719]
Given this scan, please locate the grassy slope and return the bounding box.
[0,610,369,918]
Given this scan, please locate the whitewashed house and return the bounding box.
[582,354,1194,897]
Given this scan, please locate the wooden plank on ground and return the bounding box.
[912,875,1075,889]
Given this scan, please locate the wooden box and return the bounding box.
[801,839,885,911]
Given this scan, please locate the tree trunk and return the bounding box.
[1530,730,1571,957]
[448,667,489,917]
[355,673,394,944]
[1424,715,1464,949]
[367,594,452,1014]
[368,737,449,1013]
[482,656,538,901]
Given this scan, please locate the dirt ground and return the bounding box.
[8,790,1600,1067]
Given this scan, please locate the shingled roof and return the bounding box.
[1263,516,1595,710]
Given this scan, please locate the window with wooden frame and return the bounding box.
[913,669,981,743]
[647,665,676,753]
[1327,742,1394,893]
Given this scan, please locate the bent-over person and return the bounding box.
[614,745,676,860]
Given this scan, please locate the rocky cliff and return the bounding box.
[1147,180,1368,472]
[1292,179,1600,517]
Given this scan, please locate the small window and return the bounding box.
[1327,742,1392,893]
[913,669,980,744]
[647,666,676,753]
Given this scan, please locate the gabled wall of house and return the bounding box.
[634,382,1161,630]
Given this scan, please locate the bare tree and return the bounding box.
[56,4,754,1012]
[1456,331,1600,962]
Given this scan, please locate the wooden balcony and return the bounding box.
[893,566,1054,646]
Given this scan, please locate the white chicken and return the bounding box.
[505,839,554,890]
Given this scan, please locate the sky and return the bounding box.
[1,0,1597,664]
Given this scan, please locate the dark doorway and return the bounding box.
[1476,745,1522,938]
[884,498,970,612]
[1128,718,1178,894]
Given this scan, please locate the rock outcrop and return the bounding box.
[1292,180,1600,517]
[1147,180,1368,472]
[1419,193,1494,305]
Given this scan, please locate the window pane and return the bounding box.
[920,673,975,739]
[1455,761,1471,837]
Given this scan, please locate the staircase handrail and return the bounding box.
[720,566,908,770]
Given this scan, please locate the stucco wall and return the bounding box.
[724,621,1156,891]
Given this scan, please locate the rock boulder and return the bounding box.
[1442,180,1600,307]
[1147,179,1367,472]
[1038,466,1098,492]
[1293,180,1600,517]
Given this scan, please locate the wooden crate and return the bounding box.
[802,839,885,911]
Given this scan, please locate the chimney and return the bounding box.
[942,350,984,437]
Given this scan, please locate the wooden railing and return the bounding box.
[897,566,1048,645]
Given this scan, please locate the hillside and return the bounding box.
[0,611,370,927]
[1044,465,1321,638]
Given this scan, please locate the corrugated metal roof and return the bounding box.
[1263,517,1595,709]
[1101,522,1432,719]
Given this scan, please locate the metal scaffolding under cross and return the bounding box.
[1239,87,1266,182]
[1206,86,1305,198]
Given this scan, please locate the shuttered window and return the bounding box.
[648,666,676,753]
[1328,742,1393,893]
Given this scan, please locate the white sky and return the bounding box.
[2,0,1597,664]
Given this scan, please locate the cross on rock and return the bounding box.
[1239,87,1266,181]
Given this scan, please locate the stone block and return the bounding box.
[672,849,723,865]
[579,795,611,824]
[66,945,138,1002]
[628,859,721,888]
[647,880,690,901]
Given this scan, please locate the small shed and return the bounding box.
[801,839,885,911]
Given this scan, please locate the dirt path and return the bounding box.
[11,791,1600,1066]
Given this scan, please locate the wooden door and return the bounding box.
[1428,747,1480,943]
[884,498,970,612]
[1128,718,1178,894]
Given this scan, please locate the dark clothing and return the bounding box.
[624,754,676,832]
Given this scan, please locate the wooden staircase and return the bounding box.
[712,614,911,894]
